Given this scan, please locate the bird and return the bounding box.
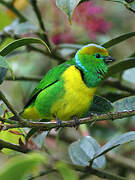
[19,43,115,125]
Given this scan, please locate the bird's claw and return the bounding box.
[72,116,80,130]
[55,117,62,131]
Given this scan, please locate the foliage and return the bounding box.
[0,0,135,180]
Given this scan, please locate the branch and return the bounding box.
[29,0,51,48]
[2,110,135,130]
[0,90,25,123]
[102,78,135,94]
[0,31,66,63]
[5,75,42,82]
[73,165,126,180]
[0,139,30,153]
[0,0,27,22]
[107,153,135,172]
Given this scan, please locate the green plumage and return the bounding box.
[21,44,115,121]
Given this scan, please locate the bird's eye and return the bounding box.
[96,54,101,58]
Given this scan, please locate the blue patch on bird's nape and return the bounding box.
[75,53,88,72]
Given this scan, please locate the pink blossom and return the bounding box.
[73,1,112,39]
[51,31,75,45]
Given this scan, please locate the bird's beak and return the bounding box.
[104,56,115,64]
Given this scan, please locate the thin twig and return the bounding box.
[0,90,25,123]
[102,78,135,94]
[107,153,135,172]
[5,75,42,82]
[0,139,30,153]
[0,91,20,119]
[2,110,135,130]
[29,0,51,48]
[0,0,27,22]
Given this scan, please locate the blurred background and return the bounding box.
[0,0,135,179]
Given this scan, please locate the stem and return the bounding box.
[107,153,135,172]
[0,139,30,153]
[30,0,51,48]
[2,110,135,130]
[102,78,135,94]
[0,90,20,120]
[0,0,27,22]
[5,75,42,82]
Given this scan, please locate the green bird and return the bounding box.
[20,44,115,123]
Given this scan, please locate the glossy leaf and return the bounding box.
[108,0,135,13]
[0,153,45,180]
[102,32,135,48]
[56,0,81,22]
[106,57,135,77]
[88,95,114,115]
[113,96,135,112]
[32,131,48,148]
[69,136,106,168]
[0,37,50,57]
[122,67,135,83]
[96,131,135,158]
[0,56,11,84]
[55,161,78,180]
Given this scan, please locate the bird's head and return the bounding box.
[75,44,115,86]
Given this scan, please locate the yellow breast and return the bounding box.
[51,65,97,120]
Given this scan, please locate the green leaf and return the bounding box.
[0,37,50,57]
[125,1,135,12]
[96,131,135,158]
[87,95,114,116]
[0,152,46,180]
[108,0,135,13]
[113,96,135,112]
[55,161,78,180]
[122,67,135,83]
[0,56,10,69]
[106,57,135,77]
[32,131,48,148]
[0,11,12,31]
[102,32,135,48]
[56,0,81,22]
[0,56,11,84]
[69,136,106,168]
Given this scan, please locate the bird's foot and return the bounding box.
[55,117,62,131]
[72,116,80,130]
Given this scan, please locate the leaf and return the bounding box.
[0,153,46,180]
[0,128,25,154]
[0,67,7,84]
[69,136,106,168]
[56,0,81,22]
[108,0,135,13]
[125,1,135,13]
[0,56,11,69]
[106,57,135,77]
[122,67,135,83]
[102,32,135,48]
[0,37,50,57]
[88,95,114,115]
[32,131,48,148]
[0,11,12,31]
[0,56,11,84]
[96,131,135,158]
[113,96,135,112]
[55,161,78,180]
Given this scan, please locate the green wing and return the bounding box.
[25,59,75,108]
